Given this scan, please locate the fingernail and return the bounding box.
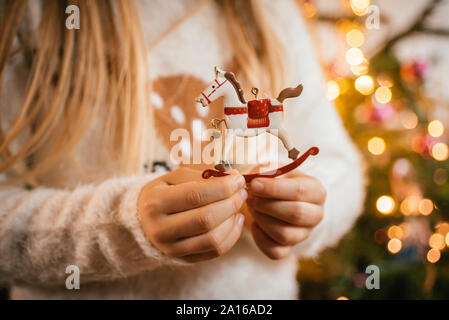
[237,214,245,226]
[240,188,248,199]
[251,180,264,192]
[233,175,245,188]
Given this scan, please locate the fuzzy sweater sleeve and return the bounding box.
[0,174,185,287]
[264,0,366,258]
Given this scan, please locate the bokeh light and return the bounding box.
[350,0,371,15]
[374,86,392,104]
[431,142,449,161]
[346,48,365,66]
[428,120,445,138]
[368,137,386,155]
[400,195,420,216]
[326,80,340,100]
[387,226,403,239]
[433,168,448,185]
[376,195,395,215]
[355,75,374,95]
[346,29,365,47]
[446,233,449,247]
[427,249,441,263]
[429,233,445,250]
[387,238,402,254]
[400,110,418,129]
[418,198,434,216]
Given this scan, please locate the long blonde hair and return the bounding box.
[0,0,286,185]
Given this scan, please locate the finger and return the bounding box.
[179,214,245,263]
[168,213,239,256]
[250,222,292,260]
[249,176,326,203]
[156,173,246,214]
[162,167,204,185]
[249,208,310,246]
[247,197,324,227]
[161,188,248,240]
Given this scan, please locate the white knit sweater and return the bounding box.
[0,0,365,299]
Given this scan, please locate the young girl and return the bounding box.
[0,0,364,299]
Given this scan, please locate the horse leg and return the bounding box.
[215,130,236,171]
[270,127,299,160]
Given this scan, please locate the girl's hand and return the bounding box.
[246,171,326,260]
[138,167,247,263]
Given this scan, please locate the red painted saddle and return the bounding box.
[247,99,283,128]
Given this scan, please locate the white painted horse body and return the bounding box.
[197,67,303,171]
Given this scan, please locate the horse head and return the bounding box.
[196,66,246,109]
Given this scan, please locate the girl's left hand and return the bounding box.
[246,171,326,260]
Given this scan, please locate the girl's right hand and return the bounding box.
[137,167,247,263]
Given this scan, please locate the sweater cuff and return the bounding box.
[118,174,187,268]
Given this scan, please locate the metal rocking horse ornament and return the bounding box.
[196,66,319,182]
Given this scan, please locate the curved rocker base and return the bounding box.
[202,146,319,183]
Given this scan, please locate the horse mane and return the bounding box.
[224,72,246,104]
[276,84,303,103]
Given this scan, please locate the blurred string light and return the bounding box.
[337,296,349,300]
[418,198,434,216]
[388,225,403,239]
[429,233,445,250]
[400,195,420,216]
[431,142,449,161]
[427,248,441,263]
[368,137,386,155]
[303,1,317,18]
[346,29,365,47]
[376,195,395,215]
[400,110,418,129]
[350,0,371,16]
[345,47,365,66]
[428,120,445,138]
[350,59,369,76]
[387,238,402,254]
[326,80,340,100]
[355,75,374,95]
[374,86,392,104]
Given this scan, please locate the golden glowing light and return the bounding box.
[437,222,449,235]
[350,61,369,76]
[346,29,365,47]
[376,195,395,215]
[374,86,392,104]
[400,196,420,216]
[429,233,445,250]
[326,80,341,100]
[355,75,374,95]
[400,111,418,129]
[350,0,370,15]
[431,142,449,161]
[368,137,386,155]
[446,233,449,247]
[427,248,441,263]
[387,238,402,254]
[337,296,349,300]
[345,48,365,66]
[303,2,317,18]
[418,198,433,216]
[388,226,403,239]
[428,120,445,138]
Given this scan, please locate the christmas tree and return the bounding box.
[298,0,449,299]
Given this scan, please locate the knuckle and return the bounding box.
[274,228,292,246]
[295,181,306,199]
[144,198,162,215]
[267,247,287,260]
[231,194,243,212]
[222,179,236,197]
[197,212,215,231]
[186,186,207,206]
[207,231,223,252]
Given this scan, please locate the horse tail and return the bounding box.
[276,84,303,103]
